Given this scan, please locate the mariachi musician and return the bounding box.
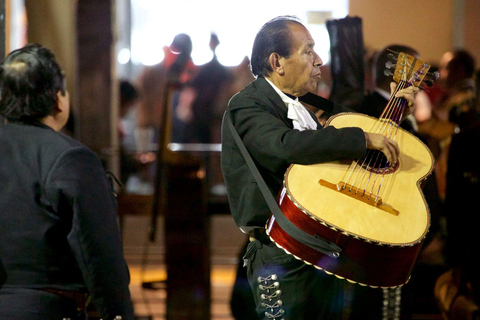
[221,16,417,320]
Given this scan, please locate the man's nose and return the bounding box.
[314,53,323,67]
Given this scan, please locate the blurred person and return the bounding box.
[360,44,428,133]
[434,120,480,320]
[118,80,142,186]
[433,50,477,128]
[119,79,139,151]
[131,34,198,193]
[433,52,480,320]
[178,33,234,144]
[221,16,418,320]
[0,43,134,320]
[418,49,477,200]
[136,33,198,139]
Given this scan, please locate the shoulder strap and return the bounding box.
[299,92,335,113]
[224,111,341,259]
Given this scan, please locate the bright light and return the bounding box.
[131,0,348,67]
[117,48,131,65]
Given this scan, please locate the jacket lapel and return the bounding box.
[255,77,294,129]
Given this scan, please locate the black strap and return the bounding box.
[299,92,335,113]
[224,111,341,259]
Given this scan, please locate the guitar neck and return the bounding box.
[380,80,409,125]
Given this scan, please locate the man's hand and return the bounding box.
[364,132,400,164]
[391,82,419,122]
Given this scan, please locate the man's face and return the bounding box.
[280,23,323,96]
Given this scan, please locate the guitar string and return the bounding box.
[368,61,426,202]
[371,67,422,201]
[373,94,406,202]
[343,108,394,193]
[341,55,421,199]
[344,87,402,194]
[370,80,408,201]
[337,57,429,215]
[363,92,405,201]
[342,80,407,202]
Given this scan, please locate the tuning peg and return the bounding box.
[428,71,440,80]
[384,69,394,76]
[385,61,396,69]
[387,53,398,61]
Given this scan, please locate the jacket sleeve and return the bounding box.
[229,94,367,167]
[45,146,134,320]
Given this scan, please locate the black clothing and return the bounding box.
[221,77,367,230]
[182,57,233,143]
[445,124,480,281]
[221,77,367,319]
[246,234,346,320]
[361,90,417,133]
[0,121,134,319]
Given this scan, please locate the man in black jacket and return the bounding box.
[221,16,418,319]
[0,44,134,319]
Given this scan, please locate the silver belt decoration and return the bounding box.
[257,274,285,320]
[382,287,402,320]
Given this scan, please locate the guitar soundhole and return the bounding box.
[356,151,399,174]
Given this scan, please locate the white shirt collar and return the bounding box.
[265,78,317,131]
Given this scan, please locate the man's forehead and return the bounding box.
[289,23,315,48]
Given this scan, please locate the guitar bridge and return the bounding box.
[319,180,399,216]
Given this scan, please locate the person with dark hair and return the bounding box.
[361,45,419,128]
[221,16,418,319]
[0,43,134,320]
[178,33,234,144]
[120,80,139,118]
[418,49,478,202]
[432,50,480,320]
[136,33,197,135]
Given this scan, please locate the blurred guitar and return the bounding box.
[267,52,435,288]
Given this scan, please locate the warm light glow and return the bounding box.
[130,0,348,67]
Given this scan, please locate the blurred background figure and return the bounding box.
[434,118,480,320]
[126,33,198,193]
[118,80,141,186]
[360,44,422,133]
[177,33,234,144]
[433,50,480,320]
[119,79,139,152]
[136,33,198,143]
[418,49,477,201]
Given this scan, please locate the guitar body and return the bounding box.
[267,112,434,288]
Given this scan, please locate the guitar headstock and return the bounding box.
[385,52,437,87]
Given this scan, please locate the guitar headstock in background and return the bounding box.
[384,51,439,88]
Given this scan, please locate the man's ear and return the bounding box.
[55,91,66,113]
[269,53,284,75]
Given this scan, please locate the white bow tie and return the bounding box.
[264,78,318,131]
[286,99,317,131]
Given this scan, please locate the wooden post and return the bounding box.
[0,0,4,125]
[76,0,116,171]
[0,0,5,60]
[163,160,211,320]
[150,85,211,320]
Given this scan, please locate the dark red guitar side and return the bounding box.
[266,191,425,288]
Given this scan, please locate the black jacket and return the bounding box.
[0,121,134,319]
[221,77,367,230]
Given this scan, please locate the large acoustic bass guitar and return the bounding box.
[266,52,435,288]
